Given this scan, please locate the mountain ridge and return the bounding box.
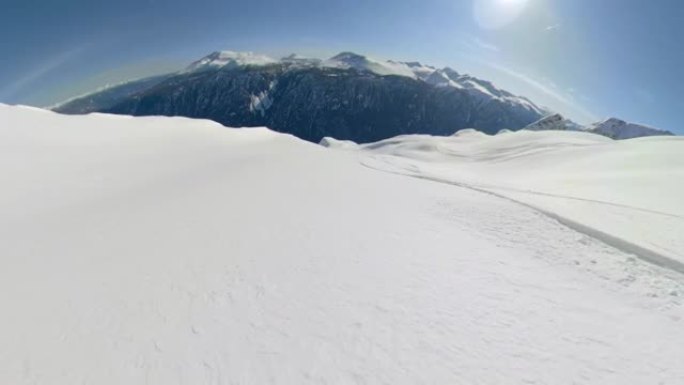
[54,50,545,143]
[521,113,675,139]
[54,50,674,142]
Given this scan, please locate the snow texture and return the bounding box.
[185,51,278,72]
[1,105,683,384]
[356,129,684,268]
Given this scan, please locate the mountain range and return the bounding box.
[522,113,674,139]
[54,51,547,143]
[54,50,674,142]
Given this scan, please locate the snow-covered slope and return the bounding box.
[2,105,684,384]
[345,129,684,267]
[588,117,675,139]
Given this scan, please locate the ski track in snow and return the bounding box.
[473,184,683,220]
[361,155,684,304]
[361,154,684,276]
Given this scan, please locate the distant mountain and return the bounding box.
[587,118,674,139]
[185,51,278,72]
[520,113,674,139]
[53,74,172,114]
[523,113,579,132]
[54,51,545,143]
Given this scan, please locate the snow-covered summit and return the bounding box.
[185,50,278,72]
[323,52,419,78]
[424,69,459,87]
[280,53,322,67]
[588,117,674,139]
[322,52,543,113]
[181,50,545,114]
[521,114,676,139]
[523,113,581,131]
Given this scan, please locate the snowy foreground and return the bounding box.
[1,105,684,384]
[329,129,684,269]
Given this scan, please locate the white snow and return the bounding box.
[185,51,278,72]
[280,53,322,67]
[356,129,684,267]
[249,81,277,116]
[424,69,464,89]
[2,105,684,384]
[523,114,673,138]
[523,113,574,131]
[589,117,674,139]
[319,136,360,150]
[398,60,437,80]
[323,52,419,79]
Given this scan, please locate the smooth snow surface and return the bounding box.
[356,129,684,268]
[2,105,684,384]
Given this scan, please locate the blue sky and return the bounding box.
[1,0,683,132]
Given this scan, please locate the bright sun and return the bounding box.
[474,0,529,29]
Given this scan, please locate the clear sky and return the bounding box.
[1,0,683,132]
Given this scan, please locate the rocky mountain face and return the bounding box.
[55,51,545,143]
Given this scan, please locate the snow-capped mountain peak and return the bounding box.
[280,53,322,66]
[588,118,674,139]
[441,67,461,79]
[391,60,437,80]
[523,113,583,132]
[327,51,368,66]
[186,51,278,72]
[180,50,545,115]
[521,114,674,139]
[323,52,418,78]
[424,70,459,87]
[55,49,549,141]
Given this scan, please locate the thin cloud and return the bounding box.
[477,60,598,122]
[0,45,88,102]
[545,24,561,32]
[473,37,500,52]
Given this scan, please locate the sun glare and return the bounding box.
[474,0,529,29]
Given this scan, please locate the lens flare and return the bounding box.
[473,0,529,29]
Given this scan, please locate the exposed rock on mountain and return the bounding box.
[55,51,545,143]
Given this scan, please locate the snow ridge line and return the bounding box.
[360,158,684,276]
